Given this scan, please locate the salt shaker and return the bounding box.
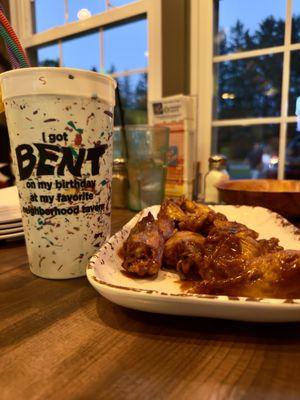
[204,154,229,203]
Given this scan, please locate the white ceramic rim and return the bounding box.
[86,270,300,309]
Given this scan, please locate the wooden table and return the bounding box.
[1,209,300,400]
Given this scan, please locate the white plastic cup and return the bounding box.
[0,67,116,279]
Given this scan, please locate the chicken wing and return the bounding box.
[163,231,205,279]
[193,250,300,299]
[156,200,176,240]
[122,213,164,277]
[206,218,258,239]
[158,198,212,232]
[200,230,262,280]
[177,198,212,232]
[121,198,296,300]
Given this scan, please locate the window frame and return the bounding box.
[9,0,162,101]
[190,0,300,179]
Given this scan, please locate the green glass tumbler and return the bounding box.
[125,125,169,211]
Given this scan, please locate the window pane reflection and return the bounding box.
[213,125,280,179]
[285,123,300,179]
[108,0,137,6]
[104,19,148,73]
[289,51,300,116]
[34,0,65,33]
[215,53,283,119]
[292,0,300,43]
[214,0,285,55]
[115,73,148,125]
[34,0,140,33]
[37,43,59,66]
[68,0,102,22]
[62,32,100,71]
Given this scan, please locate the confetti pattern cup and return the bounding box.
[0,67,116,279]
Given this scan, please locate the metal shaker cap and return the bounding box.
[113,158,127,173]
[209,154,227,169]
[113,158,126,166]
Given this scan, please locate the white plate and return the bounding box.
[0,231,24,240]
[0,220,22,229]
[0,214,22,224]
[87,205,300,322]
[0,226,23,234]
[0,186,20,207]
[0,208,21,214]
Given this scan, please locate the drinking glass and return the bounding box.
[125,125,169,211]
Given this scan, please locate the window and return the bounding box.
[191,0,300,180]
[215,0,286,55]
[62,31,101,71]
[10,0,162,125]
[33,0,140,32]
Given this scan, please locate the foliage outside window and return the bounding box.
[211,0,300,180]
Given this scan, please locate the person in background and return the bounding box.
[296,96,300,132]
[260,144,272,178]
[247,142,263,179]
[0,53,14,187]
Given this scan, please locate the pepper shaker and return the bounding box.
[112,158,128,208]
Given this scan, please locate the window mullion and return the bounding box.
[213,38,300,65]
[147,0,162,100]
[212,117,282,127]
[64,0,69,24]
[99,28,104,73]
[212,116,299,127]
[290,42,300,51]
[21,1,151,48]
[213,45,285,63]
[111,68,148,78]
[194,0,214,177]
[278,0,293,179]
[58,40,63,67]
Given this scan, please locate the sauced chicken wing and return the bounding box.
[122,213,164,277]
[163,231,205,279]
[156,201,176,240]
[199,230,262,281]
[122,204,176,277]
[176,199,212,231]
[181,222,283,281]
[158,199,186,223]
[206,218,258,239]
[257,237,283,254]
[122,198,296,299]
[192,250,300,299]
[158,198,212,232]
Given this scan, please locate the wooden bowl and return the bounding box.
[217,179,300,220]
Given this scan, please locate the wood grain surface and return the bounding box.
[1,209,300,400]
